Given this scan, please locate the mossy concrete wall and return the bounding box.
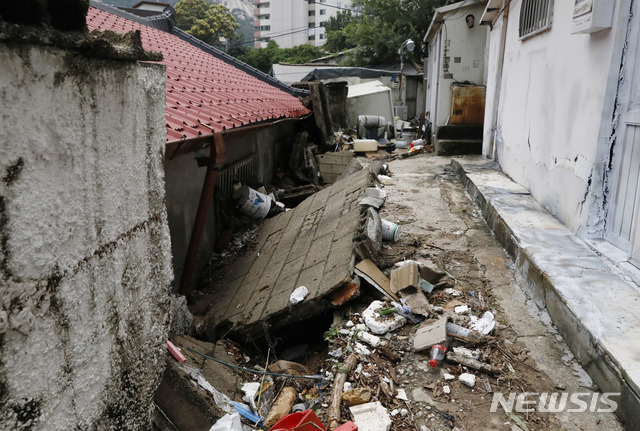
[0,43,173,430]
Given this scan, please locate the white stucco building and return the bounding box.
[253,0,352,48]
[481,0,640,274]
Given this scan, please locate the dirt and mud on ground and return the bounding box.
[190,153,623,431]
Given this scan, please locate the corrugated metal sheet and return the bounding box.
[87,7,310,142]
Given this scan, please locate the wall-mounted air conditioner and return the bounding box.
[571,0,613,34]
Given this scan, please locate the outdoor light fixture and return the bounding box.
[398,38,415,110]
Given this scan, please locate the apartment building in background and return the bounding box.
[253,0,351,48]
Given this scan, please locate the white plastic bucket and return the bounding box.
[237,187,272,219]
[381,219,401,242]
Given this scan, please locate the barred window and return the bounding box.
[519,0,553,39]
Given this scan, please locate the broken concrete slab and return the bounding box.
[201,169,376,341]
[317,151,355,184]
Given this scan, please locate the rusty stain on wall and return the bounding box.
[450,85,486,125]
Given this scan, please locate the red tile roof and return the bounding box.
[86,7,310,142]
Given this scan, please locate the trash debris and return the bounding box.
[209,412,242,431]
[447,352,501,375]
[233,184,278,219]
[231,401,263,427]
[349,401,392,431]
[444,288,462,297]
[334,421,358,431]
[289,286,309,305]
[342,387,372,407]
[167,340,186,362]
[390,262,420,294]
[429,344,447,367]
[353,139,379,152]
[377,174,394,185]
[453,346,481,360]
[354,260,398,301]
[469,311,496,335]
[413,317,448,352]
[241,382,261,413]
[395,388,409,401]
[268,410,326,431]
[454,305,470,314]
[362,300,406,335]
[446,322,485,342]
[264,386,297,429]
[442,385,451,395]
[328,354,358,429]
[459,373,476,388]
[443,373,455,381]
[331,281,360,306]
[357,331,381,348]
[381,219,401,242]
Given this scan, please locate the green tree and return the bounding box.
[323,10,354,53]
[325,0,447,65]
[238,41,326,73]
[175,0,239,46]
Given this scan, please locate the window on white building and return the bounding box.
[309,10,315,16]
[257,2,270,8]
[519,0,553,39]
[319,9,326,15]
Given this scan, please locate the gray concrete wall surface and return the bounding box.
[0,43,173,430]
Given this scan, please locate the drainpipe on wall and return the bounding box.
[179,133,226,296]
[484,0,510,159]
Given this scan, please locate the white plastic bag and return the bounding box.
[209,412,242,431]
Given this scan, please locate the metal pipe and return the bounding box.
[179,133,227,296]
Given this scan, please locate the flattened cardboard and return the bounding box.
[390,263,420,294]
[413,316,449,352]
[355,259,398,301]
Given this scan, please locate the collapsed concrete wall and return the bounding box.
[0,41,173,429]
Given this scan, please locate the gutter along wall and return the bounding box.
[485,0,626,237]
[0,38,172,429]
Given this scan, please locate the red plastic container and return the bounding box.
[268,410,326,431]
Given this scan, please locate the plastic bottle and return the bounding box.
[429,344,447,367]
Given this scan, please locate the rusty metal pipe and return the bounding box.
[179,134,227,296]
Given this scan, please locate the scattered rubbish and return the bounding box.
[442,385,451,395]
[329,347,344,358]
[264,386,297,429]
[390,300,424,324]
[231,401,263,427]
[395,388,409,401]
[483,378,493,393]
[342,387,372,407]
[447,352,501,375]
[357,331,381,348]
[167,340,186,362]
[395,140,409,149]
[268,360,310,380]
[390,262,420,294]
[444,288,462,297]
[377,174,394,185]
[454,305,470,314]
[446,322,484,342]
[328,354,358,429]
[334,421,358,431]
[268,410,326,431]
[354,342,372,356]
[381,219,401,242]
[429,344,447,367]
[349,401,392,431]
[241,382,261,413]
[233,185,276,219]
[209,412,242,431]
[185,366,235,414]
[459,373,476,388]
[353,139,379,152]
[469,311,496,335]
[418,278,435,293]
[377,345,401,363]
[292,403,306,413]
[362,300,407,335]
[289,286,309,305]
[413,317,448,352]
[354,260,398,301]
[346,320,355,328]
[443,373,455,381]
[453,346,481,360]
